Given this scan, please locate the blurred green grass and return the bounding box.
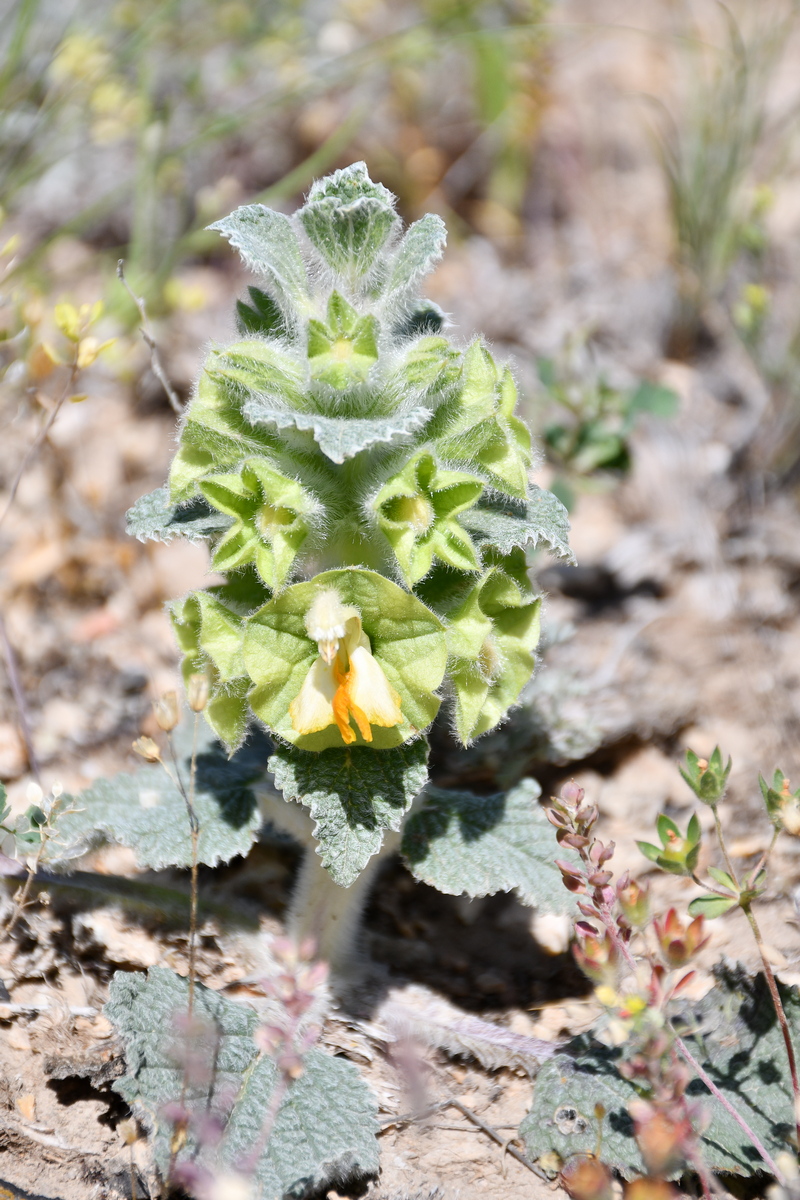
[0,0,550,307]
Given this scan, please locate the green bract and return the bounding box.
[128,160,572,791]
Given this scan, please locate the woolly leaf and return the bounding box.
[269,739,429,886]
[401,779,575,913]
[210,206,310,319]
[387,213,447,294]
[242,396,431,464]
[298,162,399,277]
[50,723,269,870]
[106,967,380,1198]
[522,966,800,1177]
[460,485,575,564]
[125,487,232,544]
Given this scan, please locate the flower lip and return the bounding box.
[290,585,403,743]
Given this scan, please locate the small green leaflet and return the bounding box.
[50,724,270,870]
[460,485,576,564]
[106,967,380,1198]
[522,966,800,1177]
[401,778,576,913]
[269,740,429,886]
[242,396,431,463]
[126,487,232,543]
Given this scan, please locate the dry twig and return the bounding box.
[117,260,183,414]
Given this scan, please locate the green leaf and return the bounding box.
[636,840,663,864]
[126,487,232,544]
[401,778,576,914]
[244,568,447,750]
[50,722,269,870]
[460,485,575,564]
[688,893,738,919]
[106,967,380,1198]
[269,740,429,886]
[210,205,311,320]
[387,213,447,294]
[707,866,737,892]
[242,396,432,464]
[236,286,284,337]
[522,966,800,1177]
[297,162,399,277]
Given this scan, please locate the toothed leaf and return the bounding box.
[126,487,232,543]
[210,206,310,319]
[401,779,576,913]
[49,722,268,870]
[460,485,575,564]
[242,396,431,463]
[269,739,429,886]
[106,967,380,1198]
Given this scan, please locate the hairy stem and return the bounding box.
[288,836,398,974]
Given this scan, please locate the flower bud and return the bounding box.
[617,879,650,926]
[132,736,161,762]
[188,672,210,713]
[561,1155,614,1200]
[625,1179,680,1200]
[154,690,180,732]
[629,1100,690,1176]
[653,909,708,968]
[560,780,585,809]
[573,924,619,986]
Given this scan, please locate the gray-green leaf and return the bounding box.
[401,778,575,913]
[106,967,380,1198]
[50,724,270,870]
[387,213,447,295]
[210,206,310,319]
[269,740,429,886]
[242,396,431,464]
[126,487,232,543]
[522,965,800,1177]
[460,484,575,563]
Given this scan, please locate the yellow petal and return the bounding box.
[289,657,337,735]
[346,645,403,729]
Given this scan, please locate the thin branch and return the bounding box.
[446,1098,549,1180]
[0,361,78,531]
[674,1035,785,1184]
[0,611,41,784]
[117,260,183,415]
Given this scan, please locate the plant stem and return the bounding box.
[674,1034,786,1184]
[711,804,800,1147]
[742,902,800,1148]
[712,808,739,887]
[163,730,201,1019]
[116,260,183,414]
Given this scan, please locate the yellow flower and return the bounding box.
[289,588,403,745]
